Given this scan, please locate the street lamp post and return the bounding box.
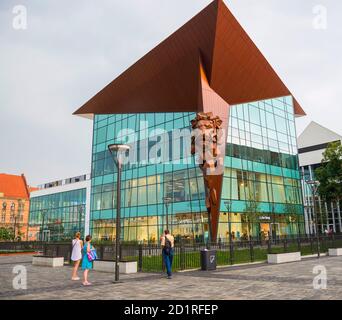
[306,180,321,258]
[163,197,172,232]
[272,203,277,241]
[224,201,234,264]
[108,143,130,283]
[224,201,232,240]
[224,200,234,264]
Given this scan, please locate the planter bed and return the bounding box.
[329,248,342,256]
[93,260,137,274]
[267,252,301,264]
[32,255,64,267]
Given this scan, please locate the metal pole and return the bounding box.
[108,143,130,283]
[41,211,45,242]
[337,200,342,233]
[325,202,329,231]
[224,201,233,264]
[318,197,324,234]
[312,187,320,258]
[331,202,336,233]
[228,211,233,265]
[228,211,232,243]
[13,216,16,241]
[207,209,212,246]
[115,160,122,282]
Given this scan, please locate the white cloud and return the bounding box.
[0,0,341,185]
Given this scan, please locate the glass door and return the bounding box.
[270,223,280,240]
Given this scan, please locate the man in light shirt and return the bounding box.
[161,230,175,279]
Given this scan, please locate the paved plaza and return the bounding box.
[1,254,342,300]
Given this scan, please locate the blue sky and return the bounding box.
[0,0,341,185]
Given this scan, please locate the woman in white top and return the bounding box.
[71,232,83,281]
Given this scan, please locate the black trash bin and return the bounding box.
[200,249,217,271]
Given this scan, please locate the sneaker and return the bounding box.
[167,276,172,279]
[72,277,80,281]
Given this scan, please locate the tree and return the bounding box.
[243,191,260,238]
[47,222,65,241]
[0,227,14,241]
[284,202,302,235]
[315,141,342,202]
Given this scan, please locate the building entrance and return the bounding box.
[260,223,270,240]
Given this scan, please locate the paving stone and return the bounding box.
[1,254,342,300]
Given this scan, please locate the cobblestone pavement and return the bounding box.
[1,254,342,300]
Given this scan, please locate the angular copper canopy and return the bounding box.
[74,0,305,118]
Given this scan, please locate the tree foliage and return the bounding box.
[315,141,342,201]
[243,191,260,235]
[284,202,299,222]
[0,227,14,241]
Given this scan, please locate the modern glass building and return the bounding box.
[74,0,306,243]
[89,96,303,242]
[28,175,91,241]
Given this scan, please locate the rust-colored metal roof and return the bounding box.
[74,0,305,118]
[0,174,30,199]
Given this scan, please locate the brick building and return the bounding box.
[0,173,36,241]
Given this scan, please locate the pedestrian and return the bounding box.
[82,235,94,286]
[161,230,174,279]
[71,232,83,281]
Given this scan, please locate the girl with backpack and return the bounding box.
[81,235,96,286]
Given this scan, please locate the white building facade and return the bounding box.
[298,122,342,235]
[28,174,91,241]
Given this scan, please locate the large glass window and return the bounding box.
[90,112,207,242]
[222,96,303,237]
[29,188,86,241]
[89,96,303,241]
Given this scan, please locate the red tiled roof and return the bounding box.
[0,174,30,199]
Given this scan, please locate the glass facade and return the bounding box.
[301,164,342,235]
[28,188,86,241]
[91,112,208,243]
[90,95,304,243]
[219,96,304,240]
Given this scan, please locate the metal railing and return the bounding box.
[0,241,44,252]
[1,234,342,271]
